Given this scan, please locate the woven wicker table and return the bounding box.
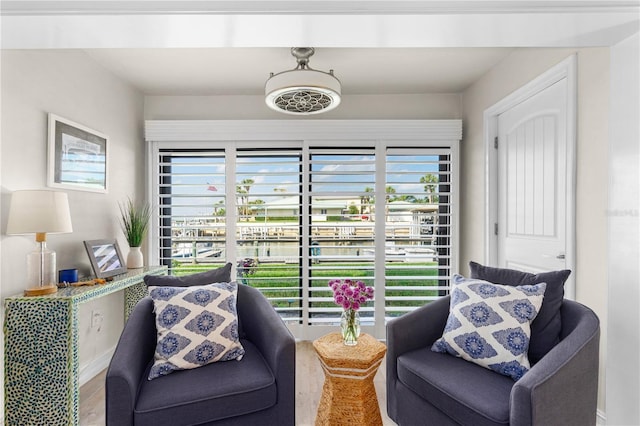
[313,332,387,426]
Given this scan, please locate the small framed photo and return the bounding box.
[48,113,108,193]
[84,239,127,278]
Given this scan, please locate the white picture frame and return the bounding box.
[47,113,108,193]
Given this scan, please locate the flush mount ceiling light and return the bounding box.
[265,47,341,115]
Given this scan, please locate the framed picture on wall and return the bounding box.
[47,113,108,193]
[83,239,127,278]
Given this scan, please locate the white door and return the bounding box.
[497,78,570,274]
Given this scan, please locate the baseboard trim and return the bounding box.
[597,409,606,425]
[79,346,116,387]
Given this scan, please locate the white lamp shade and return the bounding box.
[7,190,73,235]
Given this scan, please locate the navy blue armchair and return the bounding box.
[106,283,296,426]
[386,297,600,426]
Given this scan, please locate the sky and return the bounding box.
[165,152,445,218]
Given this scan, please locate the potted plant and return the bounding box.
[119,197,151,269]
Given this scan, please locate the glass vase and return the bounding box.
[340,309,361,346]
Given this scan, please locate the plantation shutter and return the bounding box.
[234,150,303,323]
[307,148,377,326]
[156,148,304,323]
[154,146,455,325]
[157,150,227,271]
[384,148,454,318]
[148,119,461,340]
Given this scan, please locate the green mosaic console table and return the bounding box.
[3,265,167,426]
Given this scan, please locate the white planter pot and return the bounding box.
[127,246,144,269]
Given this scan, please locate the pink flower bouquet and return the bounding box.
[328,278,374,310]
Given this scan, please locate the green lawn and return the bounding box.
[172,261,440,310]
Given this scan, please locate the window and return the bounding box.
[157,151,227,271]
[384,150,453,318]
[235,150,302,323]
[308,149,377,326]
[147,120,460,339]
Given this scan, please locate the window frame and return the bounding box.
[146,120,461,340]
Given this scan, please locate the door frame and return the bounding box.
[483,55,577,299]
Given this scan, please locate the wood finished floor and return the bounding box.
[79,341,396,426]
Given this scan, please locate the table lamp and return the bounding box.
[7,190,73,296]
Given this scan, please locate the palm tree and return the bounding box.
[385,185,397,202]
[384,185,397,218]
[360,186,374,214]
[213,199,225,217]
[420,173,439,204]
[236,178,254,217]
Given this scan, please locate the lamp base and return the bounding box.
[24,285,58,297]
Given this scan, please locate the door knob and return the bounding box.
[556,253,565,260]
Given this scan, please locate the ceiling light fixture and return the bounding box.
[265,47,341,115]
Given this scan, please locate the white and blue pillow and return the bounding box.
[148,281,245,380]
[432,274,546,381]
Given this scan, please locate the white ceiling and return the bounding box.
[2,1,638,96]
[83,47,515,96]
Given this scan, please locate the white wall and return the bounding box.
[0,50,145,413]
[461,48,610,417]
[606,32,640,426]
[144,93,462,120]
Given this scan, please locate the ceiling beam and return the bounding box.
[2,1,639,16]
[1,1,638,49]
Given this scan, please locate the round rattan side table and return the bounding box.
[313,332,387,426]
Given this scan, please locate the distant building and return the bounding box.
[251,196,353,221]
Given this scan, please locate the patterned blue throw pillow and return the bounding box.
[432,274,546,380]
[148,281,245,380]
